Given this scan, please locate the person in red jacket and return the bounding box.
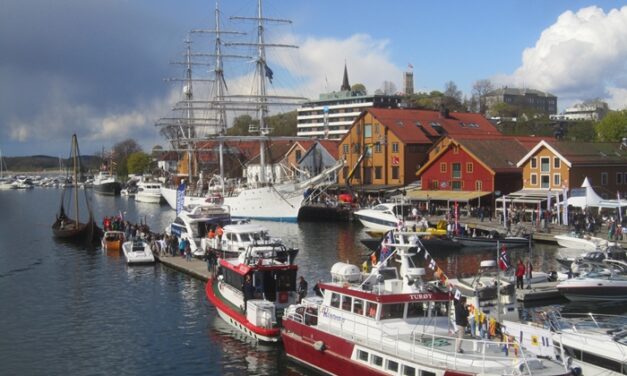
[515,259,526,289]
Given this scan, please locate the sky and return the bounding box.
[1,0,627,157]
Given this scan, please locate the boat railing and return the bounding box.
[289,305,548,374]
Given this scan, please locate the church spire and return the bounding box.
[340,62,350,91]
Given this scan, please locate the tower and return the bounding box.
[403,64,414,95]
[340,62,351,92]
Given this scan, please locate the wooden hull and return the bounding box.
[52,217,97,241]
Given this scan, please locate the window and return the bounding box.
[374,143,381,153]
[366,302,378,318]
[553,174,560,186]
[353,143,361,154]
[530,173,537,186]
[602,172,608,185]
[421,371,436,376]
[364,124,372,138]
[392,142,399,153]
[386,360,399,372]
[371,354,383,367]
[407,302,425,318]
[402,365,416,376]
[375,124,380,134]
[343,144,349,155]
[353,299,364,315]
[531,157,537,169]
[341,295,352,311]
[452,181,462,191]
[475,180,482,191]
[375,166,382,180]
[295,150,302,161]
[617,172,623,185]
[392,166,399,180]
[330,293,340,308]
[540,157,550,172]
[440,163,447,173]
[365,145,372,157]
[431,180,439,189]
[381,303,404,319]
[357,350,368,361]
[452,163,461,179]
[541,175,550,189]
[553,157,560,169]
[466,162,473,173]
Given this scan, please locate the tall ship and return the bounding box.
[93,155,122,196]
[280,230,576,375]
[157,0,341,221]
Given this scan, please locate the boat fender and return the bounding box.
[313,341,325,352]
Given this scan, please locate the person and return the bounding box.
[185,241,192,261]
[313,280,323,297]
[243,275,255,301]
[297,276,308,303]
[515,259,526,289]
[525,258,533,288]
[454,296,469,353]
[216,225,224,249]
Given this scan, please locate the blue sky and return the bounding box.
[1,0,626,157]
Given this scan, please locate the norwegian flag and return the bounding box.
[380,231,393,262]
[498,245,511,271]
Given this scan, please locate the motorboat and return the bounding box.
[281,230,575,375]
[101,231,125,252]
[11,176,34,189]
[202,222,298,262]
[93,170,122,196]
[134,181,163,204]
[205,239,299,342]
[452,229,531,249]
[353,202,418,232]
[555,246,627,270]
[504,311,627,376]
[554,232,614,251]
[556,259,627,301]
[122,240,155,264]
[165,203,233,257]
[361,230,462,254]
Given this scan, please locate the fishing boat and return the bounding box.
[101,231,125,252]
[52,134,99,242]
[93,170,122,196]
[205,240,299,342]
[280,231,575,375]
[122,240,155,264]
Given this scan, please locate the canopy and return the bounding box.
[565,177,603,208]
[402,190,491,202]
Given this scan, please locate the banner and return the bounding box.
[498,245,511,271]
[176,183,186,215]
[562,188,568,226]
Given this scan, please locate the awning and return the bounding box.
[402,190,491,202]
[495,189,561,204]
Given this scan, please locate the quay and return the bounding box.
[156,254,213,282]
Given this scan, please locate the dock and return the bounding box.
[156,254,213,282]
[515,282,562,302]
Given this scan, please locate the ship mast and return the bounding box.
[227,0,305,184]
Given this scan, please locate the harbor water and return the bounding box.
[1,188,625,375]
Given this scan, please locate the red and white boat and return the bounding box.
[281,231,576,375]
[205,242,299,342]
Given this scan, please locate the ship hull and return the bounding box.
[93,181,122,196]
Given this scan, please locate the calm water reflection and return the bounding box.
[0,188,624,375]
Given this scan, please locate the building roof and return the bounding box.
[246,141,295,165]
[352,108,502,145]
[486,87,556,98]
[518,140,627,167]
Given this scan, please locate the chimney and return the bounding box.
[439,106,449,118]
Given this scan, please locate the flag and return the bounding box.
[380,231,392,262]
[454,289,461,300]
[265,63,274,83]
[562,187,569,226]
[370,252,377,266]
[429,259,436,270]
[618,191,623,223]
[424,249,429,260]
[498,245,511,271]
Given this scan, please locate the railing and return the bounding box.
[286,306,548,375]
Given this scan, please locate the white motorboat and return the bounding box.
[11,176,34,189]
[505,311,627,376]
[201,222,298,262]
[165,203,233,257]
[353,202,417,232]
[554,232,613,251]
[134,181,163,204]
[281,229,575,375]
[122,240,155,264]
[557,259,627,301]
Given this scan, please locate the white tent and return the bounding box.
[565,177,603,208]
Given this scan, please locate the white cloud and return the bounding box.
[497,6,627,109]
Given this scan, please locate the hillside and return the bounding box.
[3,155,101,173]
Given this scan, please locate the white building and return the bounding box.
[550,101,609,121]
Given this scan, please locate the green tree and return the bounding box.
[564,121,596,141]
[111,139,142,177]
[127,152,151,174]
[596,110,627,141]
[227,115,254,136]
[351,83,367,95]
[268,111,297,136]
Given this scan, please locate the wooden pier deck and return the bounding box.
[156,254,213,282]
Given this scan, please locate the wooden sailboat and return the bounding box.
[52,134,99,241]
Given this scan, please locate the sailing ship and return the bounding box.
[157,0,342,221]
[52,134,99,242]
